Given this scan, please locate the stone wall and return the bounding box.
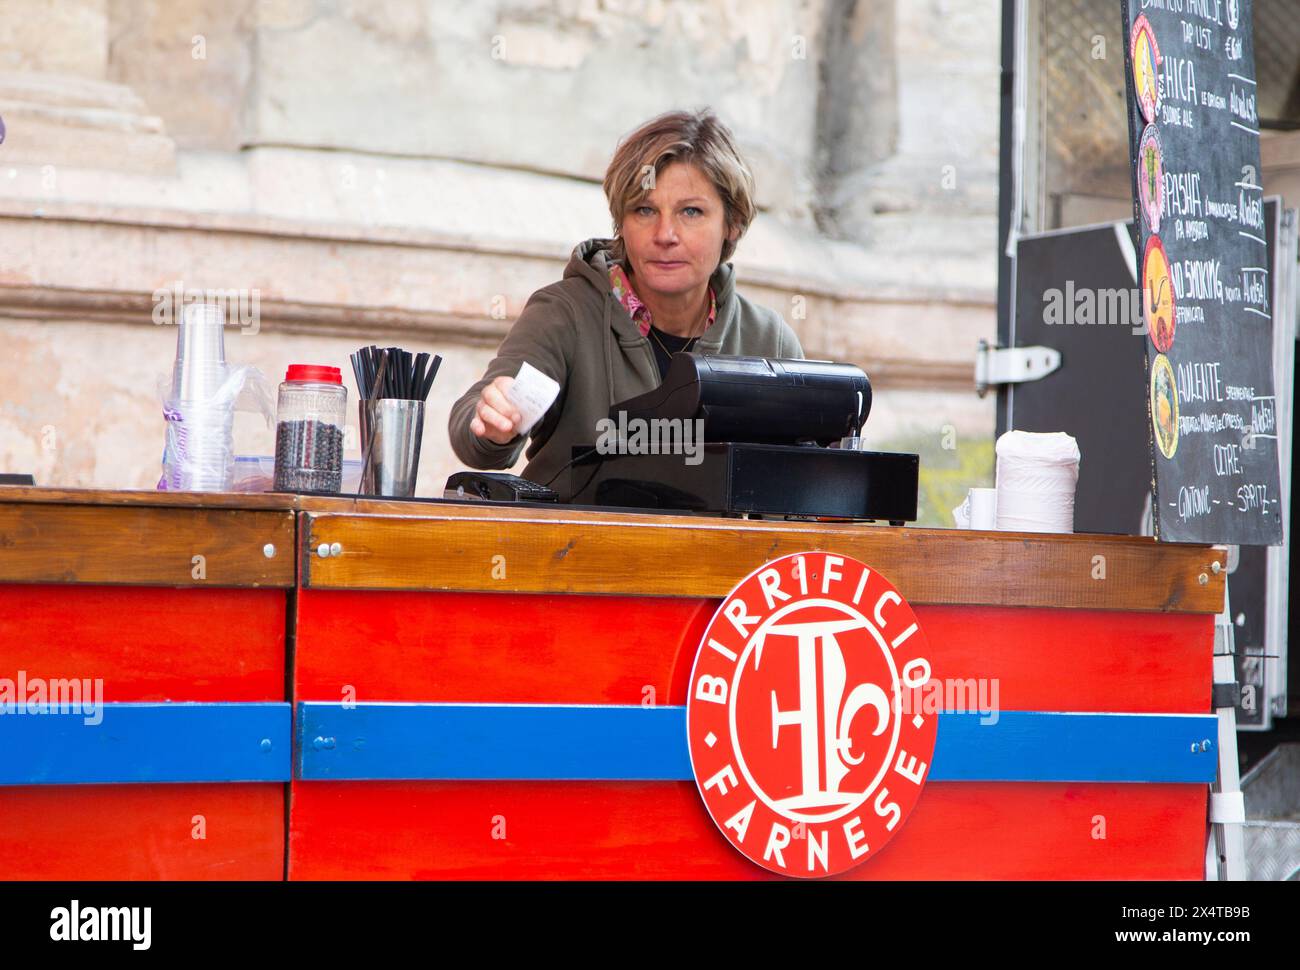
[0,0,1002,525]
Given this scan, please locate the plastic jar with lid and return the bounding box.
[273,364,348,493]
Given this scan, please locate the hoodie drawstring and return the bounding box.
[603,296,615,408]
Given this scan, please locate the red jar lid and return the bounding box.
[285,364,342,384]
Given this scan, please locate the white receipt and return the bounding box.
[505,361,560,435]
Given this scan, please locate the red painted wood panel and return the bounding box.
[288,780,1206,880]
[294,589,715,705]
[0,585,286,701]
[291,590,1212,878]
[0,584,288,879]
[916,605,1212,714]
[295,591,1211,713]
[0,784,284,880]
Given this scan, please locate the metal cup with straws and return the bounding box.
[350,346,442,498]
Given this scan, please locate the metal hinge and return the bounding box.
[975,339,1062,397]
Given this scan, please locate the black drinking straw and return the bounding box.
[412,352,428,401]
[350,352,367,400]
[375,350,389,400]
[361,346,377,399]
[421,355,441,401]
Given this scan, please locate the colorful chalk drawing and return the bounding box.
[1131,15,1162,124]
[1138,124,1164,234]
[1143,235,1176,353]
[1151,353,1179,460]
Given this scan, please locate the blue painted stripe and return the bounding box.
[932,711,1218,783]
[0,702,291,785]
[298,702,690,781]
[297,703,1218,784]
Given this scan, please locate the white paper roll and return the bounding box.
[995,431,1080,533]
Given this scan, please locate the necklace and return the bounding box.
[648,324,700,357]
[647,303,709,357]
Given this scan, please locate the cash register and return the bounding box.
[570,353,916,521]
[447,353,919,522]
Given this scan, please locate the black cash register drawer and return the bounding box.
[567,443,919,522]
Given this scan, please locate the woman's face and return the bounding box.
[620,161,737,298]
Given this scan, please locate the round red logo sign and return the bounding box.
[687,552,936,877]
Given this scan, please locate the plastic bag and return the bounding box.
[156,365,275,491]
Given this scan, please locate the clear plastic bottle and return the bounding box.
[273,365,347,493]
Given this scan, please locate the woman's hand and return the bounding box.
[469,375,523,444]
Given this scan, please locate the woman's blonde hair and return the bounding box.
[603,108,757,266]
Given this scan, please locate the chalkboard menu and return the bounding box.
[1121,0,1283,545]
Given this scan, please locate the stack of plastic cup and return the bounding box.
[167,303,235,491]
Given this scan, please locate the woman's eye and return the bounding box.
[635,206,655,216]
[683,206,703,217]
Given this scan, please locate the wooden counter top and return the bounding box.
[0,485,1227,611]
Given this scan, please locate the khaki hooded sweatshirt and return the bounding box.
[447,237,805,499]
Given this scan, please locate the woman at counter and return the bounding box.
[447,108,804,499]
